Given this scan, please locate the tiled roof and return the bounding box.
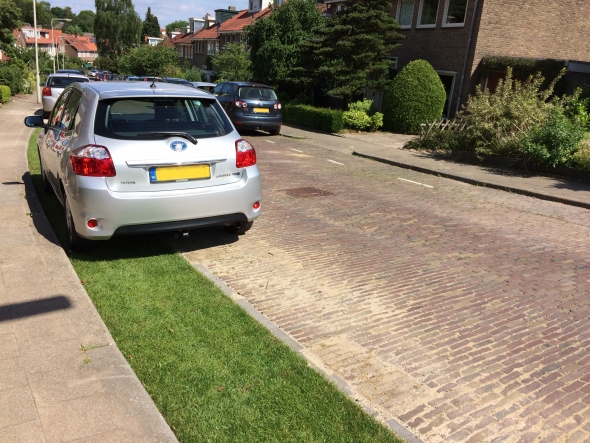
[20,28,62,45]
[63,34,97,52]
[191,25,220,41]
[217,7,271,33]
[175,32,194,44]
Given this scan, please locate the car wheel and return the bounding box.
[64,194,93,252]
[38,148,52,194]
[224,221,253,235]
[269,128,281,136]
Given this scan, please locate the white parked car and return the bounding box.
[25,81,262,251]
[42,73,89,118]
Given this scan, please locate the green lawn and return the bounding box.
[27,130,403,443]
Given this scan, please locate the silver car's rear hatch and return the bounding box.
[97,133,243,192]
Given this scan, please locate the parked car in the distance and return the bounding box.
[42,73,89,118]
[126,76,139,81]
[24,81,261,252]
[189,81,216,93]
[57,69,85,75]
[213,82,282,135]
[161,77,191,86]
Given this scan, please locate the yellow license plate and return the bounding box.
[150,165,211,182]
[253,108,269,113]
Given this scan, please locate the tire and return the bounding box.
[38,148,52,194]
[269,127,281,136]
[64,195,94,252]
[224,221,253,235]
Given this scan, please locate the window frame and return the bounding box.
[417,0,440,28]
[442,0,469,28]
[396,0,415,29]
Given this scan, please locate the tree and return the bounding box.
[50,6,75,20]
[0,0,21,56]
[211,42,251,82]
[64,25,84,36]
[94,0,142,67]
[165,20,188,34]
[73,10,95,33]
[14,0,53,28]
[117,44,178,76]
[141,7,160,42]
[295,0,402,102]
[246,0,321,90]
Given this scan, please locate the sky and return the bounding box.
[48,0,258,30]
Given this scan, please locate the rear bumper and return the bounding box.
[67,167,262,240]
[231,113,282,131]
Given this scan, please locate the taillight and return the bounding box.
[233,100,248,108]
[70,145,116,177]
[43,86,51,96]
[274,103,282,110]
[235,139,256,168]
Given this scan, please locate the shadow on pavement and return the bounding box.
[0,295,72,322]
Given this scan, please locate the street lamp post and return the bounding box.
[33,0,41,103]
[51,18,72,73]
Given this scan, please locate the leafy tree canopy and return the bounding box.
[246,0,321,89]
[117,43,178,76]
[14,0,53,28]
[64,24,84,36]
[73,10,95,33]
[95,0,142,61]
[295,0,403,99]
[0,0,21,54]
[212,42,251,82]
[141,7,160,41]
[165,20,188,34]
[50,6,75,20]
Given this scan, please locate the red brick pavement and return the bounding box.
[179,134,590,442]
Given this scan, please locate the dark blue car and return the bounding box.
[213,82,282,135]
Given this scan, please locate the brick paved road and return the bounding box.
[179,132,590,443]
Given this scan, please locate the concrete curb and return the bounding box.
[353,151,590,211]
[191,263,425,443]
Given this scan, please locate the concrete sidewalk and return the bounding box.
[281,124,590,209]
[0,95,178,442]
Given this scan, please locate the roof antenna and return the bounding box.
[150,70,157,89]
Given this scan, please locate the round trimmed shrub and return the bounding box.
[382,59,447,134]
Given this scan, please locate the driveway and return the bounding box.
[178,130,590,442]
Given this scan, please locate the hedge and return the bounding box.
[283,104,344,133]
[0,85,10,104]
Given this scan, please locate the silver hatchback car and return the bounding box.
[25,82,261,252]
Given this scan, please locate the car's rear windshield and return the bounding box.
[94,97,234,140]
[238,87,277,101]
[48,77,89,87]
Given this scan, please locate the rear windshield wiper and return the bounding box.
[137,132,198,145]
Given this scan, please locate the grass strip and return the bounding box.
[27,130,403,443]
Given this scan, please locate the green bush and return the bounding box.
[571,134,590,171]
[0,85,10,103]
[520,107,584,167]
[342,99,383,131]
[0,63,26,95]
[283,104,344,133]
[382,59,446,134]
[182,66,202,82]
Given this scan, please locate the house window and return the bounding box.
[418,0,439,27]
[443,0,468,26]
[396,0,414,28]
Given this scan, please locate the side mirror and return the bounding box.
[24,115,46,128]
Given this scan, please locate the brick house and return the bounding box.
[390,0,590,117]
[14,25,62,61]
[62,35,98,64]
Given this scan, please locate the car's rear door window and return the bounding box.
[238,87,277,101]
[94,97,234,139]
[48,77,89,87]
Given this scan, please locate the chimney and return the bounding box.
[228,6,236,10]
